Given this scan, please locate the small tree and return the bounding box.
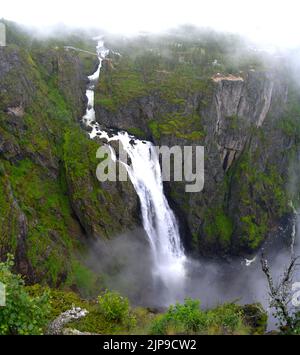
[98,290,136,328]
[261,253,300,333]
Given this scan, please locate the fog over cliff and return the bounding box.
[2,0,300,49]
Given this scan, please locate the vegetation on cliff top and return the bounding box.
[95,29,268,143]
[96,28,266,110]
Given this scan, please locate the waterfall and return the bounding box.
[82,39,186,303]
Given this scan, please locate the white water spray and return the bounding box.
[81,39,186,303]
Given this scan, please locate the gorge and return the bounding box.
[79,36,300,321]
[1,20,300,334]
[83,39,187,304]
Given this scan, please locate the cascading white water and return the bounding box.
[82,39,186,303]
[114,134,186,300]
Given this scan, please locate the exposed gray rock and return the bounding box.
[62,328,96,335]
[47,307,89,335]
[0,46,37,111]
[212,71,286,171]
[6,105,24,117]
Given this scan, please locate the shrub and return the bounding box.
[26,284,89,321]
[98,290,136,328]
[0,255,51,335]
[150,299,250,335]
[205,303,247,335]
[150,298,206,335]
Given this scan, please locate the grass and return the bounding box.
[149,112,205,140]
[203,208,233,250]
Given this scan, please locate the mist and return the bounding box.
[84,213,299,329]
[1,0,300,50]
[85,228,155,305]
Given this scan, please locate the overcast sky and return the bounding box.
[1,0,300,48]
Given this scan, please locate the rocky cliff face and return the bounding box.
[212,72,279,170]
[187,70,291,255]
[1,24,300,289]
[94,40,298,256]
[0,25,140,289]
